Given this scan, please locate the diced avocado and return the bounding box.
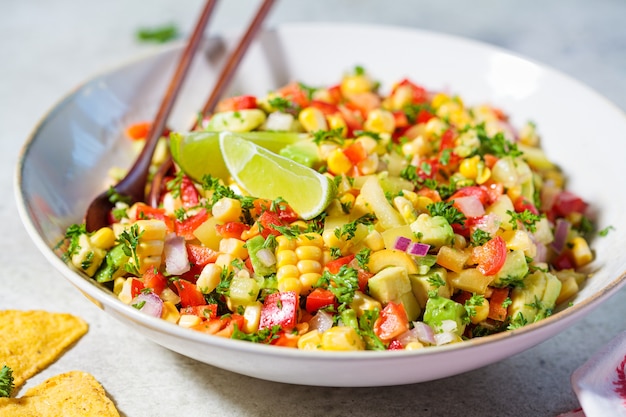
[367,266,421,321]
[423,296,467,336]
[94,244,130,283]
[509,270,562,325]
[409,267,451,309]
[491,249,529,287]
[228,274,261,307]
[368,266,412,303]
[279,140,320,168]
[246,235,276,277]
[409,213,455,250]
[396,290,421,321]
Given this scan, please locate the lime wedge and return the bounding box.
[219,132,336,220]
[170,130,309,181]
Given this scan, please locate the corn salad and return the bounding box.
[60,67,596,351]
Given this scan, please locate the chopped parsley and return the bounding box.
[599,225,615,237]
[427,201,466,226]
[507,209,543,232]
[231,324,282,344]
[463,294,485,323]
[166,171,185,199]
[136,23,179,43]
[427,273,446,289]
[475,125,522,158]
[268,96,299,113]
[315,265,359,307]
[334,213,376,241]
[507,312,528,330]
[358,309,386,350]
[201,174,239,207]
[470,229,492,246]
[59,223,87,262]
[311,128,345,146]
[119,224,144,276]
[355,247,371,271]
[0,365,14,398]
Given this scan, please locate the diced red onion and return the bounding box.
[394,236,411,252]
[308,310,334,333]
[551,218,571,254]
[453,195,485,218]
[408,242,430,257]
[534,241,548,263]
[256,248,276,267]
[397,321,436,346]
[164,233,190,275]
[131,292,163,318]
[439,319,458,334]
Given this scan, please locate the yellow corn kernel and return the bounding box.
[298,106,328,132]
[431,93,451,110]
[424,118,448,138]
[277,276,302,294]
[117,278,134,305]
[160,287,181,305]
[556,276,579,305]
[299,272,322,294]
[341,74,374,95]
[295,245,323,261]
[277,265,299,281]
[134,219,167,241]
[296,232,324,248]
[569,237,593,267]
[363,109,395,134]
[357,153,379,175]
[136,240,165,258]
[389,84,414,110]
[276,235,297,251]
[415,195,434,213]
[475,165,491,185]
[394,196,417,223]
[322,250,333,267]
[242,302,262,333]
[326,113,347,135]
[322,229,346,251]
[459,156,480,179]
[338,193,356,212]
[401,135,431,157]
[139,256,162,274]
[404,341,425,350]
[276,249,298,268]
[297,259,323,275]
[355,135,379,153]
[327,148,353,175]
[196,263,222,294]
[161,301,181,324]
[89,227,116,250]
[297,330,323,350]
[178,314,202,328]
[321,326,365,351]
[113,277,126,296]
[219,238,248,260]
[215,253,236,272]
[212,197,242,223]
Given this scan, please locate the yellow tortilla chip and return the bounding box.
[0,310,88,390]
[0,371,120,416]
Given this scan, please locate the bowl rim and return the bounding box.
[13,21,626,362]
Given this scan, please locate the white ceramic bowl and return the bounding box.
[15,23,626,387]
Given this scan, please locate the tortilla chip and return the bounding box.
[0,371,120,416]
[0,310,88,390]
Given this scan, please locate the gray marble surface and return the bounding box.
[2,0,626,415]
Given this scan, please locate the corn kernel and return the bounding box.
[276,235,297,251]
[470,298,490,324]
[321,326,365,351]
[338,193,356,212]
[212,197,242,223]
[297,259,323,275]
[299,106,328,132]
[431,93,451,109]
[89,227,116,250]
[362,229,385,251]
[219,238,248,260]
[215,253,236,272]
[161,301,181,324]
[295,246,323,261]
[196,263,222,294]
[297,330,323,350]
[296,233,324,248]
[277,276,302,294]
[364,109,395,134]
[326,113,347,135]
[113,277,126,296]
[242,302,262,333]
[299,272,322,294]
[389,84,414,110]
[322,250,333,266]
[134,219,167,241]
[394,196,417,223]
[136,240,165,257]
[475,165,491,185]
[404,341,425,350]
[160,287,181,305]
[459,156,480,179]
[357,153,379,175]
[327,148,353,175]
[276,249,298,268]
[415,195,434,213]
[178,314,202,328]
[340,74,374,95]
[277,265,299,280]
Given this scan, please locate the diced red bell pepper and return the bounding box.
[216,95,257,112]
[191,314,245,338]
[439,128,455,151]
[488,287,510,321]
[175,208,209,240]
[471,235,507,276]
[374,301,409,342]
[392,110,409,128]
[181,244,219,282]
[215,221,249,239]
[258,211,284,238]
[134,203,175,232]
[179,176,201,208]
[357,268,373,293]
[552,191,588,217]
[325,255,355,274]
[514,196,540,215]
[552,252,575,270]
[327,84,343,104]
[180,304,218,320]
[392,79,429,104]
[305,288,337,313]
[142,267,168,295]
[387,339,404,350]
[416,108,434,124]
[310,100,340,116]
[343,141,368,165]
[259,291,299,330]
[252,199,299,223]
[126,121,151,140]
[129,278,144,299]
[449,186,491,206]
[174,279,206,308]
[278,82,310,108]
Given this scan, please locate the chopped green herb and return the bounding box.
[427,201,466,226]
[507,209,542,232]
[599,225,615,237]
[0,365,14,398]
[136,23,179,43]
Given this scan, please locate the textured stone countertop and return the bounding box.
[2,0,625,416]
